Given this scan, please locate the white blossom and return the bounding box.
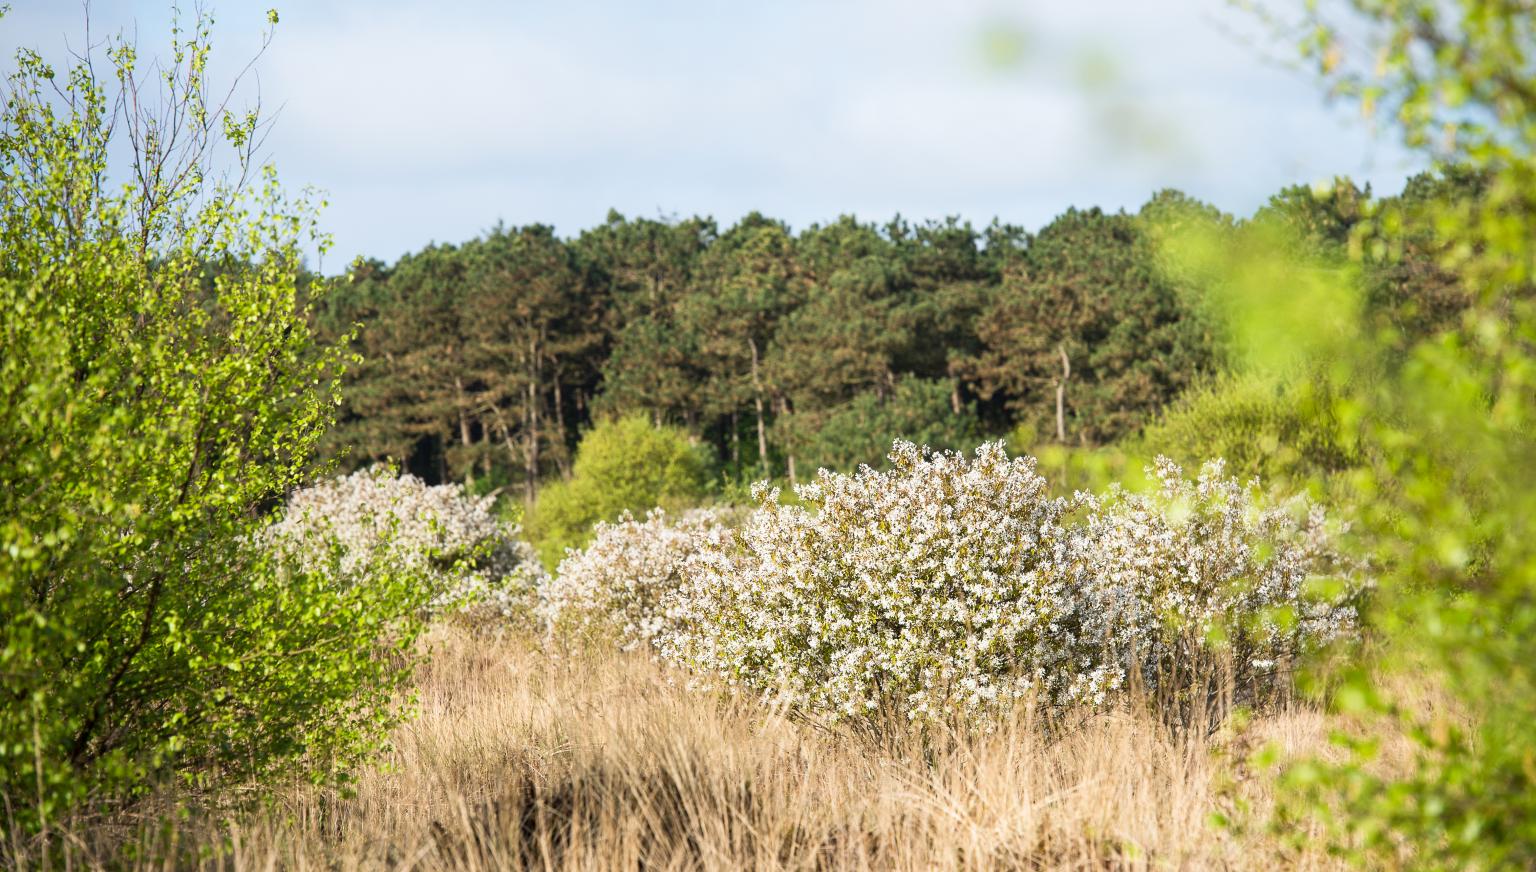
[265,466,546,618]
[658,441,1077,725]
[537,443,1363,728]
[541,507,732,650]
[1064,457,1359,703]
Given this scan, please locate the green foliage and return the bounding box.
[1028,443,1151,499]
[1358,170,1479,351]
[319,202,1213,488]
[1252,178,1371,264]
[526,416,711,569]
[581,211,716,426]
[776,376,982,473]
[319,223,599,497]
[1224,3,1536,866]
[961,206,1217,444]
[1139,371,1357,484]
[1156,199,1363,379]
[768,217,912,473]
[0,13,430,831]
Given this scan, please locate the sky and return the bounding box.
[2,1,1423,271]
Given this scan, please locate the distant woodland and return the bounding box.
[315,172,1474,498]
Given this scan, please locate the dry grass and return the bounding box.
[38,625,1367,870]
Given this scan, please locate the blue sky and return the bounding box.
[4,1,1422,270]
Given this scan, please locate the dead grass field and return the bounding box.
[33,625,1375,870]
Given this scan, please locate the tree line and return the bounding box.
[314,175,1470,500]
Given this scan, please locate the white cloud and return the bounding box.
[2,0,1423,264]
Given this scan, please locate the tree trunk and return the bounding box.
[778,395,797,485]
[951,380,963,416]
[524,335,542,505]
[749,337,769,476]
[1055,344,1071,444]
[487,404,522,471]
[552,375,570,480]
[730,411,741,469]
[455,376,474,489]
[525,380,540,505]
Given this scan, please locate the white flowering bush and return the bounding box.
[266,466,547,619]
[659,441,1085,726]
[533,441,1361,730]
[1065,457,1359,711]
[542,508,732,650]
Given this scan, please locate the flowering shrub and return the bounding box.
[1065,458,1360,712]
[267,466,547,619]
[543,508,732,650]
[659,441,1084,725]
[628,442,1362,729]
[533,439,1360,729]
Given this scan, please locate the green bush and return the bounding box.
[1003,423,1150,498]
[1028,443,1151,498]
[1138,370,1356,485]
[526,415,711,569]
[0,15,430,830]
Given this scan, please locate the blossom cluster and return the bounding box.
[266,466,546,618]
[656,441,1082,723]
[1065,457,1360,706]
[544,442,1361,727]
[542,508,732,650]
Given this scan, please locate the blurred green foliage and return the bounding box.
[1030,443,1152,499]
[1215,2,1536,867]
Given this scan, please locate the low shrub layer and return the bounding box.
[542,508,731,650]
[267,466,548,621]
[544,441,1363,728]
